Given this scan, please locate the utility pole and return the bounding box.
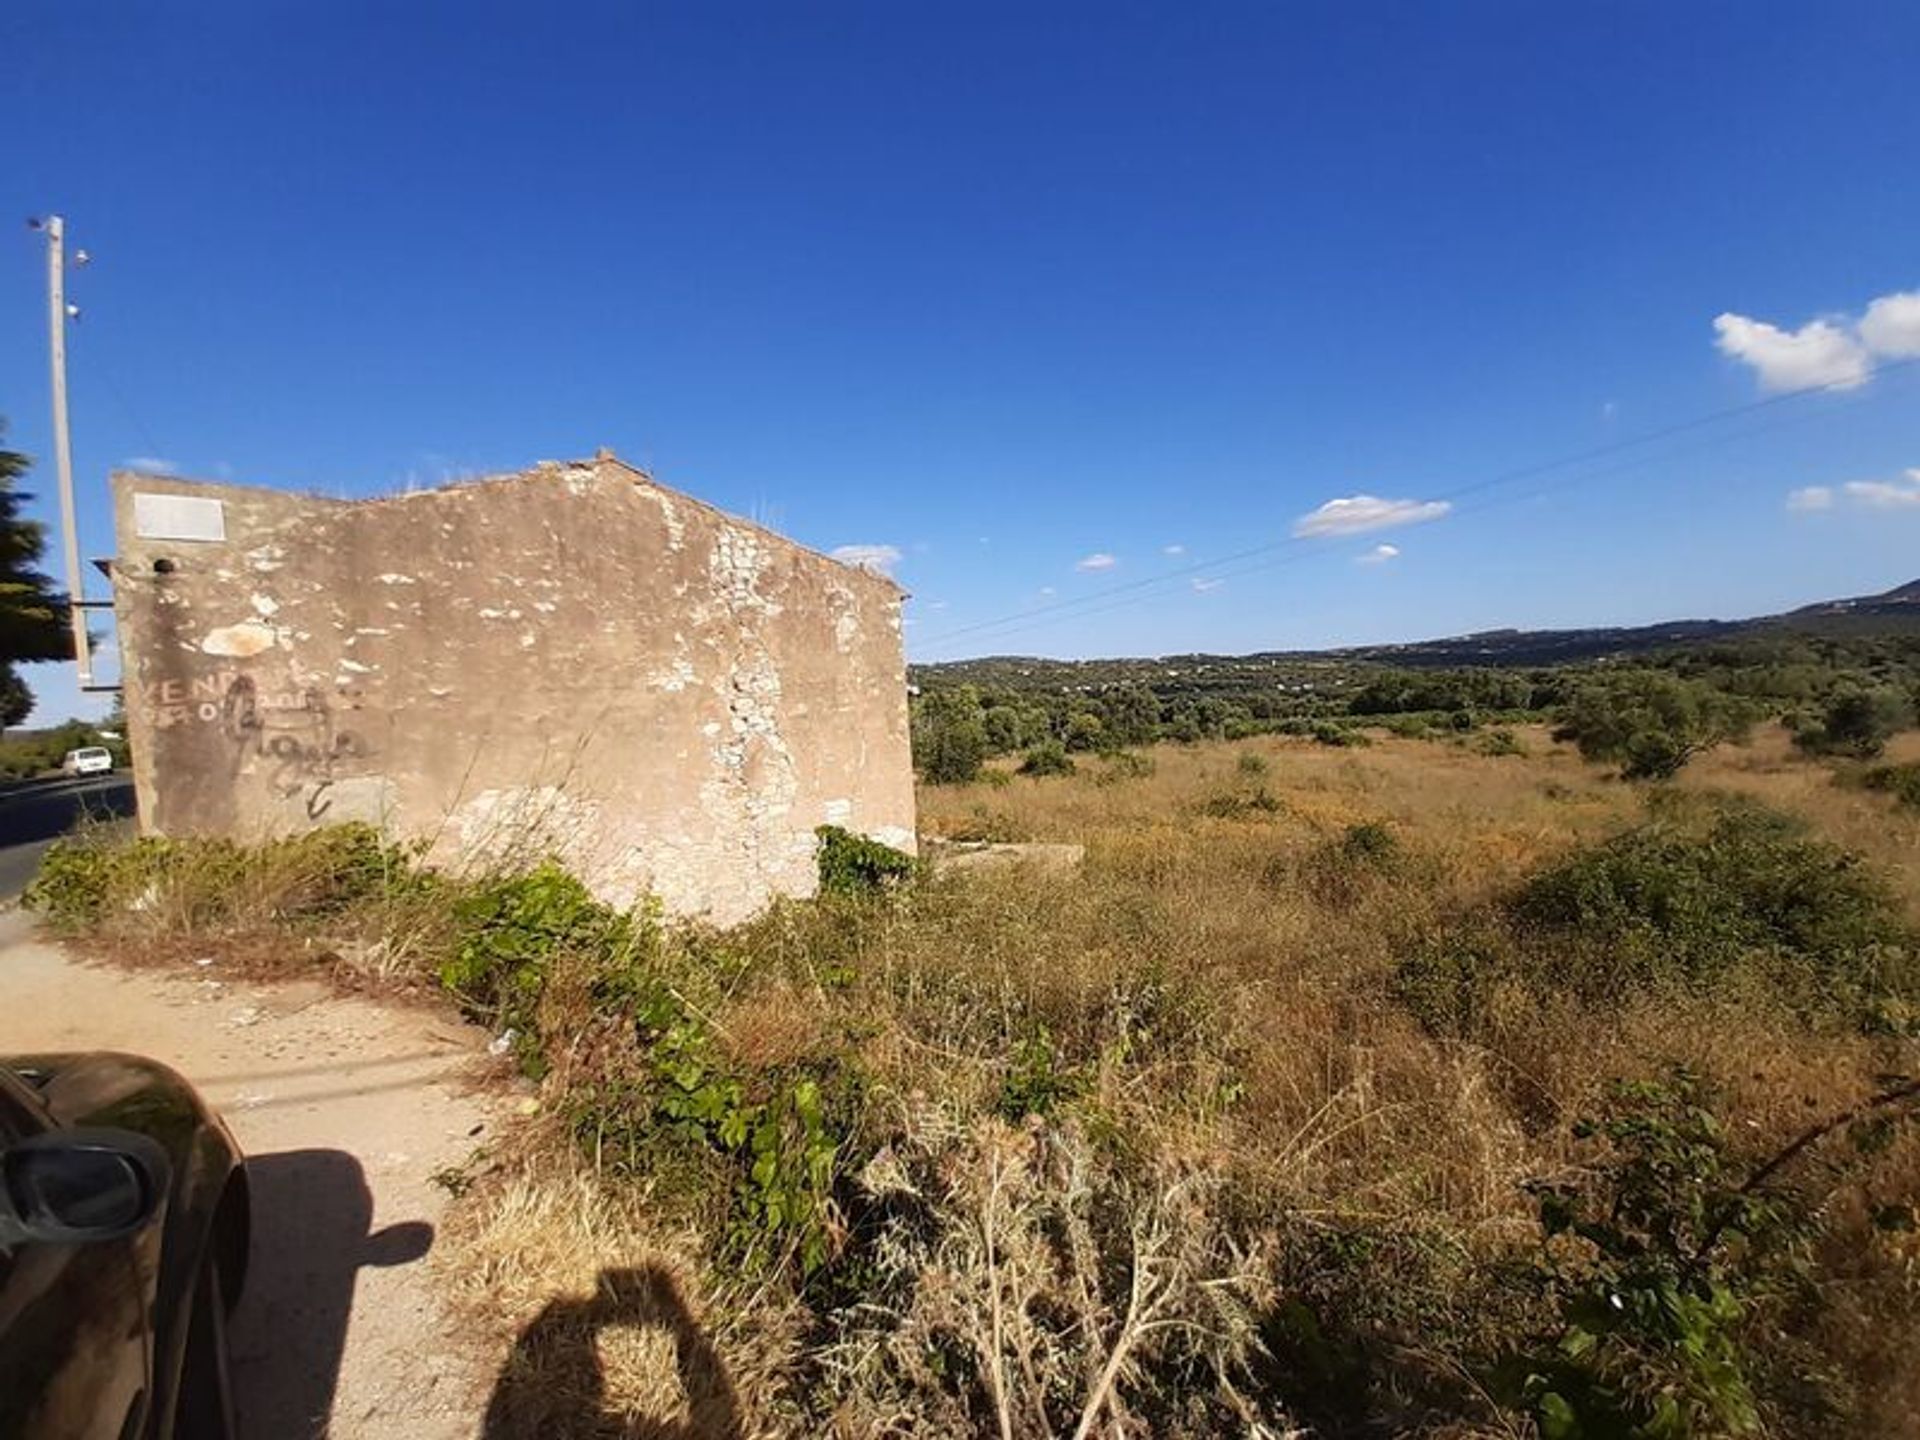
[34,214,96,688]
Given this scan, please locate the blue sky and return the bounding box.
[5,2,1919,721]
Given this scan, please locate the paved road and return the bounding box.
[0,774,136,898]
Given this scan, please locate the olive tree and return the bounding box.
[1553,672,1759,780]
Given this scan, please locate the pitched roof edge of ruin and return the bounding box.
[108,467,357,507]
[112,455,909,600]
[590,451,910,600]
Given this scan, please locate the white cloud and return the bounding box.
[1601,400,1619,422]
[1713,313,1870,392]
[1787,468,1920,514]
[123,455,179,475]
[1356,543,1401,565]
[1715,287,1920,393]
[1038,586,1057,597]
[1292,494,1451,538]
[1075,552,1118,571]
[1842,469,1920,509]
[1859,291,1920,358]
[1162,543,1186,556]
[1190,577,1225,593]
[830,543,903,575]
[926,599,949,610]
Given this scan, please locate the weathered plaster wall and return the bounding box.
[109,455,915,923]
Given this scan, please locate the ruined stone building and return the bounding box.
[108,452,915,923]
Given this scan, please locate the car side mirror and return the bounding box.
[0,1129,169,1246]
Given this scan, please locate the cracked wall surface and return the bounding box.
[109,454,915,924]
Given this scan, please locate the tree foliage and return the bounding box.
[1794,685,1911,760]
[912,685,989,784]
[1553,672,1760,779]
[0,424,74,721]
[0,669,30,731]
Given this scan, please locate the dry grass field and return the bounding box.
[30,722,1920,1436]
[437,724,1920,1437]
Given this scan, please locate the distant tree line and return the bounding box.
[909,627,1920,783]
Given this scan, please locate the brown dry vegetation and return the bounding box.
[432,725,1920,1437]
[29,723,1920,1437]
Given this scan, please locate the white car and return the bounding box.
[61,745,114,776]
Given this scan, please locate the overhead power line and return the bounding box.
[914,356,1920,656]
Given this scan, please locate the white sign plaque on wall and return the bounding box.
[133,493,228,543]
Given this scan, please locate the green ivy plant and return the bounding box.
[632,980,848,1274]
[815,824,914,896]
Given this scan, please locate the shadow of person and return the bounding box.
[228,1149,432,1438]
[483,1266,742,1440]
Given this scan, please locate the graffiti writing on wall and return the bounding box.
[219,675,369,819]
[136,669,373,821]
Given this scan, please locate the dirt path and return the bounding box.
[0,910,502,1438]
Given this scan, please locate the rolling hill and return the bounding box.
[916,578,1920,686]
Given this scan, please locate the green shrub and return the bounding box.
[23,822,415,935]
[1200,786,1283,819]
[1499,1072,1798,1438]
[1099,749,1156,780]
[1475,727,1526,757]
[1237,751,1270,777]
[1301,820,1405,907]
[573,975,861,1277]
[1018,740,1076,777]
[1554,672,1759,779]
[1399,802,1917,1029]
[1341,821,1399,867]
[997,1026,1087,1120]
[1311,721,1370,748]
[1513,806,1911,1003]
[1795,686,1911,760]
[23,837,144,930]
[1379,714,1435,740]
[912,686,990,783]
[439,861,635,1072]
[815,824,915,896]
[1858,761,1920,810]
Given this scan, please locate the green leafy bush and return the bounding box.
[439,861,636,1072]
[1475,727,1526,757]
[1018,740,1075,776]
[1500,1073,1796,1438]
[1399,802,1918,1029]
[1340,821,1400,867]
[1512,806,1912,1005]
[997,1026,1087,1120]
[1794,686,1912,760]
[1311,721,1370,748]
[1301,820,1405,907]
[912,686,990,783]
[23,823,412,934]
[815,824,914,895]
[573,974,860,1276]
[1554,672,1759,779]
[23,837,152,930]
